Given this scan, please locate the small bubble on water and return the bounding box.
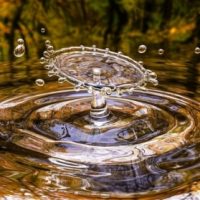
[158,48,164,55]
[14,40,25,58]
[41,28,45,33]
[138,44,147,54]
[35,79,45,87]
[195,47,200,54]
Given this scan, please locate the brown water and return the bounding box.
[0,48,200,199]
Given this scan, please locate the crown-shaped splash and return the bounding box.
[40,41,158,123]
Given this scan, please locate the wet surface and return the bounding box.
[0,48,200,199]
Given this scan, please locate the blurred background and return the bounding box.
[0,0,199,100]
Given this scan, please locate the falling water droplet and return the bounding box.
[35,79,45,87]
[41,28,45,33]
[158,48,164,55]
[194,47,200,54]
[58,77,66,84]
[138,45,147,54]
[14,38,25,57]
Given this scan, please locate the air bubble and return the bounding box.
[41,28,45,33]
[138,45,147,54]
[195,47,200,54]
[35,79,45,87]
[158,48,164,55]
[58,77,66,84]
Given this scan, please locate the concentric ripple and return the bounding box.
[0,89,200,199]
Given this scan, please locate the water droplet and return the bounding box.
[138,44,147,54]
[43,51,50,58]
[45,40,51,46]
[80,45,85,54]
[138,61,143,65]
[88,86,93,94]
[92,45,96,55]
[158,48,164,55]
[14,44,25,57]
[195,47,200,54]
[104,87,112,95]
[104,48,109,56]
[58,77,66,84]
[41,28,45,33]
[48,70,56,77]
[117,51,122,57]
[17,38,24,45]
[40,57,46,64]
[47,45,54,51]
[75,85,81,92]
[35,79,45,87]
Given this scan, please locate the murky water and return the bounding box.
[0,46,200,199]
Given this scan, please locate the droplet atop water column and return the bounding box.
[14,38,25,57]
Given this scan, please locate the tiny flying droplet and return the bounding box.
[194,47,200,54]
[40,57,46,64]
[41,28,45,33]
[138,44,147,54]
[138,61,143,65]
[58,77,66,84]
[35,79,45,87]
[158,48,164,55]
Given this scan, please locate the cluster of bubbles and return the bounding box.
[13,38,25,57]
